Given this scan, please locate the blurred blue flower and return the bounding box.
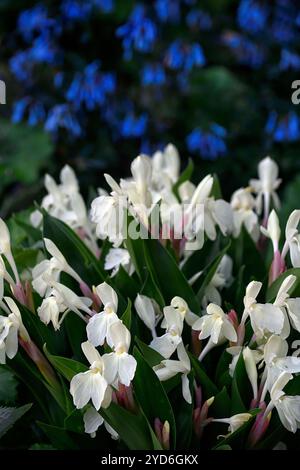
[186,9,212,31]
[94,0,114,13]
[116,5,157,59]
[9,51,33,82]
[266,111,300,142]
[12,98,46,126]
[141,63,166,85]
[17,5,61,42]
[61,0,93,21]
[45,104,82,137]
[222,32,265,68]
[165,41,206,71]
[186,125,227,160]
[66,61,116,110]
[30,35,60,64]
[54,72,64,88]
[237,0,268,34]
[279,49,300,71]
[155,0,180,23]
[120,113,148,138]
[271,0,298,44]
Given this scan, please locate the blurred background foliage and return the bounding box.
[0,0,300,215]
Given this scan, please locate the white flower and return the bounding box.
[231,188,259,241]
[104,248,133,277]
[32,258,60,297]
[0,218,20,284]
[152,144,180,190]
[70,341,112,410]
[150,306,184,359]
[153,342,192,404]
[83,407,118,440]
[49,281,92,319]
[202,255,233,307]
[43,238,84,285]
[250,156,281,218]
[193,304,237,360]
[261,210,281,253]
[282,210,300,267]
[170,296,198,327]
[0,297,29,364]
[134,294,159,338]
[243,347,258,400]
[213,413,252,434]
[241,281,285,339]
[264,372,300,433]
[37,297,63,331]
[86,282,119,347]
[103,321,137,387]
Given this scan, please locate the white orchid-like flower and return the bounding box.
[250,156,281,220]
[282,210,300,268]
[43,238,85,286]
[32,258,61,297]
[241,281,285,340]
[193,304,237,361]
[91,174,126,248]
[37,296,64,331]
[153,342,192,404]
[263,372,300,433]
[170,296,198,327]
[104,248,134,277]
[70,341,112,411]
[213,413,252,435]
[150,306,184,359]
[134,294,160,338]
[231,188,259,241]
[86,282,119,347]
[202,255,233,308]
[83,407,118,440]
[103,320,137,387]
[47,280,92,324]
[0,297,29,364]
[152,143,180,191]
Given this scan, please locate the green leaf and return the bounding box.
[231,353,251,414]
[0,403,32,438]
[101,402,154,450]
[114,265,139,299]
[196,241,231,303]
[37,422,77,450]
[42,211,105,286]
[173,159,194,199]
[44,346,88,382]
[0,367,18,403]
[143,237,200,312]
[29,443,56,450]
[64,409,84,434]
[266,268,300,303]
[173,371,194,449]
[133,347,176,448]
[189,353,219,398]
[121,298,132,329]
[64,312,87,360]
[135,338,164,367]
[211,174,223,199]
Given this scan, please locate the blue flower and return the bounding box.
[45,104,82,137]
[266,111,300,142]
[279,49,300,71]
[186,9,212,31]
[17,5,60,42]
[116,5,157,59]
[30,34,59,64]
[93,0,114,13]
[271,0,298,44]
[237,0,269,35]
[9,51,33,82]
[120,113,148,138]
[141,64,166,86]
[165,40,206,71]
[222,32,265,68]
[186,125,227,160]
[66,61,116,110]
[61,0,93,21]
[12,98,46,126]
[154,0,180,24]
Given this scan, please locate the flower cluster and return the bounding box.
[3,0,300,168]
[1,144,300,449]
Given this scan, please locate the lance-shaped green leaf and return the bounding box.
[143,237,200,312]
[44,345,88,382]
[0,368,18,403]
[135,338,164,367]
[0,403,32,439]
[37,421,77,450]
[189,353,219,398]
[100,402,154,450]
[133,347,176,448]
[231,353,252,414]
[121,298,132,330]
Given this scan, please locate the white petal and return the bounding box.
[81,341,102,365]
[84,407,104,434]
[95,282,118,312]
[118,353,137,386]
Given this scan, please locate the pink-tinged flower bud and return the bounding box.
[154,418,170,450]
[115,384,136,412]
[247,402,271,448]
[237,323,245,346]
[228,309,239,330]
[13,282,27,306]
[24,280,34,312]
[193,396,214,439]
[269,250,286,285]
